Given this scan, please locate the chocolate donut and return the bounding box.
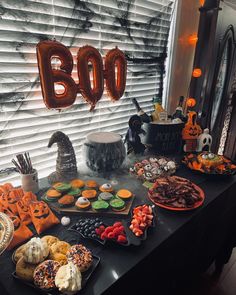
[66,244,93,272]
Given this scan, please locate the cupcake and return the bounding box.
[46,189,62,202]
[98,192,114,202]
[99,183,114,193]
[58,195,75,208]
[67,188,81,197]
[82,189,97,200]
[76,197,91,210]
[116,189,133,200]
[54,183,71,193]
[85,180,98,189]
[70,179,85,189]
[110,198,126,211]
[92,200,109,211]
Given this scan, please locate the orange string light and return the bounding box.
[192,68,202,78]
[186,98,196,108]
[188,34,198,45]
[199,0,205,6]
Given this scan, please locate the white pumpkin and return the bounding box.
[24,237,49,264]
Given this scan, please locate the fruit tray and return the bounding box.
[68,204,156,247]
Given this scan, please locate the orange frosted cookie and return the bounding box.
[70,179,85,189]
[82,190,97,199]
[116,189,133,200]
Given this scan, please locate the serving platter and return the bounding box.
[148,176,205,212]
[42,193,135,217]
[12,254,100,295]
[69,218,142,247]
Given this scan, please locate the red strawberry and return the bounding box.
[117,235,127,244]
[113,227,122,237]
[113,221,122,228]
[100,232,107,240]
[104,226,114,234]
[118,225,125,232]
[108,232,116,239]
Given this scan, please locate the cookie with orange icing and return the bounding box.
[70,179,85,189]
[116,189,133,200]
[75,197,91,210]
[82,189,97,200]
[99,183,114,193]
[85,180,98,189]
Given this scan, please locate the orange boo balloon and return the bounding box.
[77,45,104,110]
[36,40,77,109]
[105,47,127,101]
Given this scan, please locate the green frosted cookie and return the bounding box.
[54,183,71,193]
[109,198,125,211]
[67,188,81,197]
[92,200,109,211]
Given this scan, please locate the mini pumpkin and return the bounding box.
[29,201,59,234]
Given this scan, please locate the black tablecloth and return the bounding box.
[1,164,236,295]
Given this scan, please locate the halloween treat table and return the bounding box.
[0,166,236,295]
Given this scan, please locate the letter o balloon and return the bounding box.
[36,40,77,109]
[104,47,127,101]
[77,45,104,110]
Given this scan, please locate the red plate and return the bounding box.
[148,181,205,211]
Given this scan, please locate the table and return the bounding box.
[1,164,236,295]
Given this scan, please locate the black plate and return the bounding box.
[128,204,157,241]
[12,254,100,295]
[68,219,141,247]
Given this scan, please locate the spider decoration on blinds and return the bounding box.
[47,131,78,184]
[124,115,146,155]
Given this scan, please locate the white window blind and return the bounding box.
[0,0,175,184]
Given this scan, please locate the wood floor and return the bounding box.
[181,249,236,295]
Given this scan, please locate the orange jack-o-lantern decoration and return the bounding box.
[104,47,127,101]
[7,215,33,250]
[186,98,196,108]
[192,68,202,78]
[29,201,59,234]
[36,40,77,109]
[77,45,104,111]
[16,200,31,225]
[0,183,14,196]
[182,112,202,140]
[0,188,24,216]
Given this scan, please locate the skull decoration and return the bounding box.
[196,128,212,152]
